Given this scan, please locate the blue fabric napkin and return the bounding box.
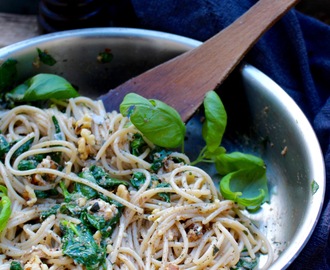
[129,0,330,269]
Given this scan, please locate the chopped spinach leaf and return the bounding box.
[17,159,39,170]
[17,154,57,171]
[311,180,319,195]
[74,172,99,200]
[130,172,146,189]
[60,202,83,216]
[0,59,17,93]
[10,261,23,270]
[81,206,122,238]
[97,48,113,63]
[98,193,124,208]
[231,256,258,269]
[212,245,220,256]
[52,115,64,141]
[156,182,171,202]
[37,48,57,66]
[35,188,59,199]
[61,221,106,269]
[130,133,147,156]
[12,138,33,159]
[0,134,10,158]
[40,204,60,220]
[88,165,128,188]
[149,148,172,172]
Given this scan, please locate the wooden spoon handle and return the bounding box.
[101,0,299,122]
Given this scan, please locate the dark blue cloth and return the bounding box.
[129,0,330,269]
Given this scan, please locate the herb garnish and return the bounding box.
[37,48,57,66]
[49,166,126,268]
[0,58,17,93]
[97,48,114,63]
[120,91,269,211]
[0,185,11,233]
[7,74,79,102]
[311,180,319,195]
[61,221,106,270]
[120,93,186,148]
[10,261,23,270]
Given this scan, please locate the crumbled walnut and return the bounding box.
[24,254,49,270]
[166,264,179,270]
[81,128,95,146]
[78,137,88,160]
[116,184,129,201]
[75,113,93,134]
[187,223,204,241]
[23,185,37,206]
[86,199,118,221]
[281,146,288,156]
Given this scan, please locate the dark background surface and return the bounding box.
[0,0,329,27]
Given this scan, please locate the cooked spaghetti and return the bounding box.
[0,97,273,269]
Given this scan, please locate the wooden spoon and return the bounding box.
[100,0,299,122]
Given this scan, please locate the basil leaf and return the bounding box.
[202,146,226,160]
[214,152,266,175]
[9,74,79,102]
[0,185,11,233]
[120,93,185,148]
[0,59,17,92]
[220,168,267,210]
[5,83,27,102]
[202,91,227,152]
[216,152,268,210]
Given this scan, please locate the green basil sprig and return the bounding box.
[0,185,11,232]
[194,91,269,211]
[120,93,185,148]
[119,91,269,210]
[220,169,267,211]
[7,73,79,102]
